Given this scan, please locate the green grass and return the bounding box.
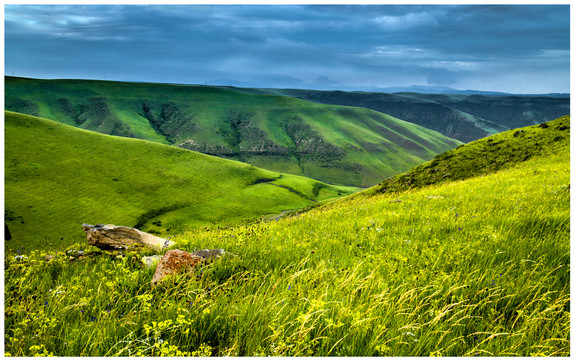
[4,111,357,250]
[362,116,570,196]
[5,76,462,187]
[4,118,569,356]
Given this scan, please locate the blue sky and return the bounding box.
[4,4,570,93]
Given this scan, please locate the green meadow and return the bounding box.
[4,117,569,356]
[5,111,356,249]
[5,76,462,187]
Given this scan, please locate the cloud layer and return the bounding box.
[5,4,570,93]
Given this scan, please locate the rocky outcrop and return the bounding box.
[151,248,226,285]
[82,223,175,251]
[151,249,203,285]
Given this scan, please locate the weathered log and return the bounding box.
[82,223,175,251]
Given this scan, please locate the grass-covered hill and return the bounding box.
[226,87,569,143]
[5,116,569,356]
[363,115,570,196]
[5,111,358,250]
[5,76,462,187]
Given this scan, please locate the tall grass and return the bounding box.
[5,148,569,356]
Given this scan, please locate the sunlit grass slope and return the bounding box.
[5,76,462,187]
[5,136,569,356]
[364,115,570,196]
[4,111,356,249]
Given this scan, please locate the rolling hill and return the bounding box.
[222,87,569,143]
[5,116,569,356]
[365,115,570,196]
[4,111,358,249]
[4,76,462,187]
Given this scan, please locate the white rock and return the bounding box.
[82,223,175,251]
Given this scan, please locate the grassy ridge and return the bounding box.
[5,76,462,187]
[4,133,569,356]
[363,115,570,196]
[4,111,356,249]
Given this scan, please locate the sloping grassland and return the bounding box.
[364,115,570,195]
[4,116,569,356]
[5,111,356,249]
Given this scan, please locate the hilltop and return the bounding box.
[223,87,568,143]
[365,115,569,196]
[4,111,357,249]
[5,76,462,187]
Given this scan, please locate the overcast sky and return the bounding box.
[4,4,570,93]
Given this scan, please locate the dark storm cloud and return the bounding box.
[4,4,570,93]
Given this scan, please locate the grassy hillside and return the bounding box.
[226,87,504,143]
[227,87,568,143]
[5,119,569,356]
[5,76,462,187]
[363,115,570,196]
[4,111,357,249]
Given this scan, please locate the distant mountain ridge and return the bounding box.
[207,78,569,97]
[5,76,462,187]
[377,85,569,97]
[377,85,510,96]
[223,87,569,142]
